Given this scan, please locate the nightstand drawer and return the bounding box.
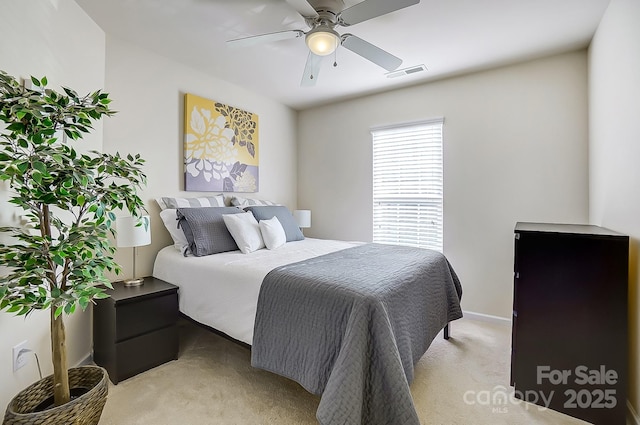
[115,292,178,341]
[114,325,178,383]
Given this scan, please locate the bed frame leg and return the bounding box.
[444,323,450,340]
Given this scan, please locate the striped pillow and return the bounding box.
[157,195,225,210]
[229,196,279,207]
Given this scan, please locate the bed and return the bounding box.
[153,236,463,425]
[153,238,361,345]
[153,199,462,424]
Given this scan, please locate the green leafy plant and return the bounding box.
[0,70,146,407]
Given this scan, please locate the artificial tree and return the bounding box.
[0,70,146,407]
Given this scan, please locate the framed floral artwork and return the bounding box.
[184,93,259,192]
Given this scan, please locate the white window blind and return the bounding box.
[372,119,443,252]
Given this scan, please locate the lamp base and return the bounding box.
[123,277,145,287]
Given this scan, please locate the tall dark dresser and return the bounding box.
[511,222,628,425]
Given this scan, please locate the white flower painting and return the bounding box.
[184,93,259,192]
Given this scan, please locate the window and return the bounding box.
[372,119,443,252]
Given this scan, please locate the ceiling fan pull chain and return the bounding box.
[333,48,338,68]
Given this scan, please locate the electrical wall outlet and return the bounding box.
[20,76,33,90]
[12,340,29,372]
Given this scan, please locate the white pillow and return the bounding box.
[259,216,286,250]
[222,212,265,254]
[159,209,189,253]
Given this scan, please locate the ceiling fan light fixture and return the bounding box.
[305,26,340,56]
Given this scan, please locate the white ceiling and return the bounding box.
[76,0,610,110]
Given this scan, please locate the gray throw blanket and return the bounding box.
[251,243,463,425]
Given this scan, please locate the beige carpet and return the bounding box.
[98,317,588,425]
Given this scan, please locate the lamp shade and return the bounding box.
[305,27,339,56]
[293,210,311,229]
[116,215,151,248]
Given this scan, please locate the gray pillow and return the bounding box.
[244,205,304,242]
[177,207,242,256]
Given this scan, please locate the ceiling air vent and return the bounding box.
[385,64,428,79]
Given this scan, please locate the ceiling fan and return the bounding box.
[227,0,420,86]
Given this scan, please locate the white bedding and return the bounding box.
[152,238,361,345]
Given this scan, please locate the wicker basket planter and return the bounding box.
[3,365,108,425]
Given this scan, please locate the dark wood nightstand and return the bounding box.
[93,277,179,384]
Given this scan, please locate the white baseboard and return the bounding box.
[76,353,93,366]
[629,400,640,425]
[462,310,511,326]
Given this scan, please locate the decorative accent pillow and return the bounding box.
[244,205,304,242]
[157,195,225,210]
[159,209,189,253]
[176,207,242,256]
[222,212,265,254]
[229,196,279,208]
[259,216,286,250]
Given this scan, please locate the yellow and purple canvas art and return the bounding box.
[184,93,259,192]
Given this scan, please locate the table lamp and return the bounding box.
[116,215,151,286]
[293,210,311,235]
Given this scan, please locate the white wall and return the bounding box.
[102,36,299,278]
[0,0,105,411]
[298,51,589,318]
[588,0,640,417]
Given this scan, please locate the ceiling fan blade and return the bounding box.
[301,52,323,87]
[339,0,420,26]
[341,34,402,71]
[284,0,319,18]
[227,30,304,48]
